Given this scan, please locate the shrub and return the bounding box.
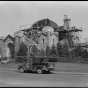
[16,42,28,63]
[46,46,50,56]
[31,45,39,56]
[50,44,58,56]
[39,49,46,56]
[57,43,63,56]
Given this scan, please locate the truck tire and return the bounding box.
[37,68,42,74]
[19,67,24,73]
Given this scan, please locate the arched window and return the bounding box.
[43,39,44,43]
[53,39,54,44]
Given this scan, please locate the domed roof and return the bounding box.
[42,26,54,33]
[31,18,59,31]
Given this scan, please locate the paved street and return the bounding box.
[0,70,88,87]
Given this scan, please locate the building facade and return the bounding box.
[14,19,59,55]
[0,17,82,62]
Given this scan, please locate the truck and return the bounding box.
[18,56,55,74]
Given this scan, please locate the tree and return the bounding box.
[16,42,28,63]
[48,45,58,62]
[39,49,46,56]
[50,44,57,56]
[62,43,69,56]
[66,33,74,48]
[31,45,38,56]
[61,32,80,61]
[57,43,63,56]
[72,45,82,58]
[65,32,80,48]
[46,46,51,56]
[73,45,88,61]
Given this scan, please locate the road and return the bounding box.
[0,70,88,87]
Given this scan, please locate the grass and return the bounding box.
[55,62,88,73]
[0,62,88,73]
[0,63,18,70]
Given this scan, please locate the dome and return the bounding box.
[42,26,54,33]
[31,18,59,31]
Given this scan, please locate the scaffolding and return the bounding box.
[18,16,83,59]
[19,16,82,47]
[57,15,83,60]
[58,15,82,45]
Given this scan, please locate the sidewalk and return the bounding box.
[0,68,17,71]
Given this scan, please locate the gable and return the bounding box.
[3,35,14,43]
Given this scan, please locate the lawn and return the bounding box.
[55,62,88,73]
[0,63,18,70]
[0,62,88,73]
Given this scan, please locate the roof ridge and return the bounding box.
[3,34,14,42]
[23,34,37,45]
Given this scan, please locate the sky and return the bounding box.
[0,1,88,42]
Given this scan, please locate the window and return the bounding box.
[53,39,54,44]
[43,39,44,43]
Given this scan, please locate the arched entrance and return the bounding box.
[3,35,14,62]
[7,43,14,58]
[5,43,14,62]
[0,35,14,63]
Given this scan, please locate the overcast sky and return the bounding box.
[0,1,88,42]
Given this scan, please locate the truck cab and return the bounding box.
[18,56,55,74]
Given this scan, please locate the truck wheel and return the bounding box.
[37,69,42,74]
[19,67,24,73]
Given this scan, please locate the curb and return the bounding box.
[0,68,88,75]
[51,71,88,75]
[0,68,17,71]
